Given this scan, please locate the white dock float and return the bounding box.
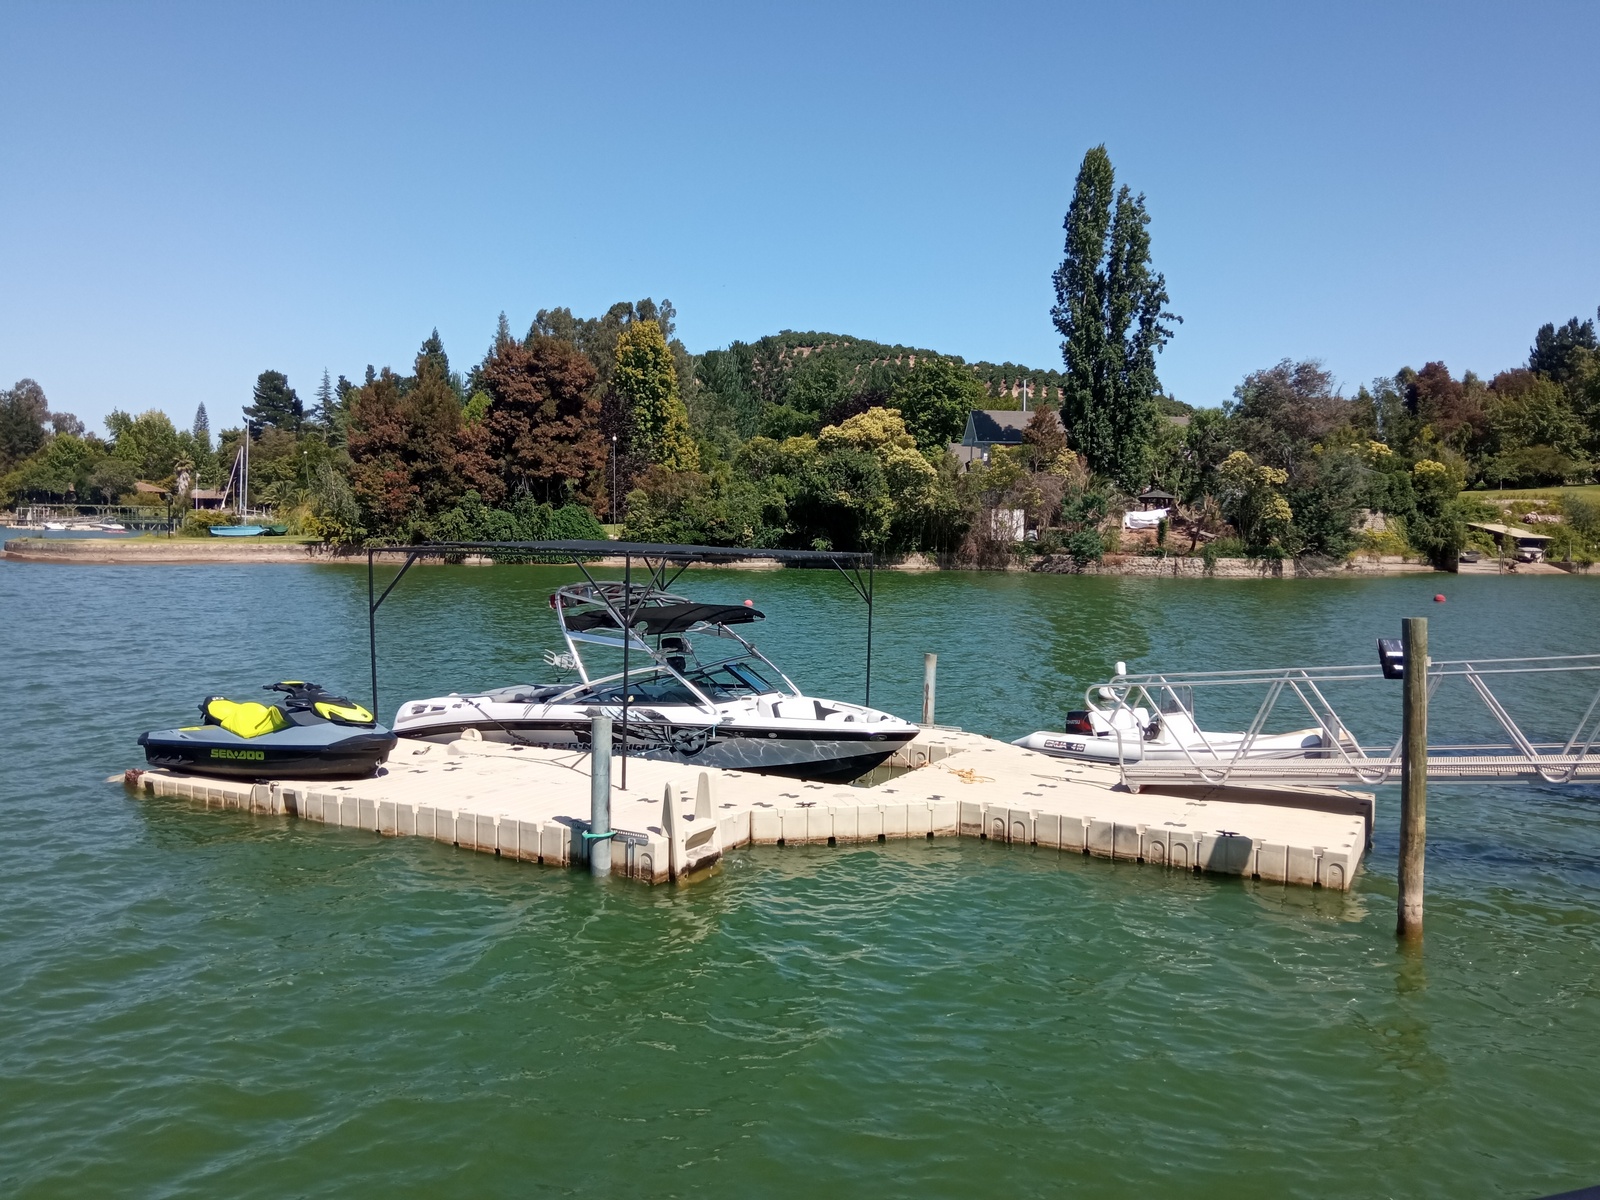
[120,729,1371,889]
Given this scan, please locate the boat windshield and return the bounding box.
[1155,686,1195,717]
[684,659,784,699]
[576,674,705,706]
[564,657,786,708]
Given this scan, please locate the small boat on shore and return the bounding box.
[140,681,396,780]
[209,524,267,537]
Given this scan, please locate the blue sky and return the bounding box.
[3,1,1597,433]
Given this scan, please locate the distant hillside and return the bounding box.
[691,330,1188,442]
[739,330,1068,405]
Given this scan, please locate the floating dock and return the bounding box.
[121,729,1371,889]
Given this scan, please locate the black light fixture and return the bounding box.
[1378,637,1405,680]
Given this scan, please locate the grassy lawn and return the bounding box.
[124,532,321,544]
[1468,483,1600,503]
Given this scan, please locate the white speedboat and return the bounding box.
[1014,676,1335,766]
[392,582,919,779]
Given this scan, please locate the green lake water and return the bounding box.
[2,558,1599,1198]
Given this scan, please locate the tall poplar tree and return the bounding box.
[1051,145,1179,490]
[615,320,698,471]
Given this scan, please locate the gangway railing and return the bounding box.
[1085,654,1600,791]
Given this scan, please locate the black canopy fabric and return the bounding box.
[565,602,765,636]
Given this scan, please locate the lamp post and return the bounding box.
[610,433,618,525]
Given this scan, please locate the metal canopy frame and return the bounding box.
[364,540,876,788]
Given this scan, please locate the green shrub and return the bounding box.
[1355,528,1411,557]
[1208,537,1246,558]
[1064,529,1104,565]
[180,511,236,537]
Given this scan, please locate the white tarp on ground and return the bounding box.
[1122,507,1169,531]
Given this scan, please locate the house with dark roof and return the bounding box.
[948,409,1065,467]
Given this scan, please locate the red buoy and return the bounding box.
[1434,594,1446,603]
[744,599,754,606]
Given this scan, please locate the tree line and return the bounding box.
[5,146,1599,565]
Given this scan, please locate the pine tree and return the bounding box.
[311,369,334,427]
[244,370,303,432]
[418,329,450,381]
[614,320,698,471]
[1051,146,1179,490]
[192,402,210,450]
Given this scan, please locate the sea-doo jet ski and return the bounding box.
[139,681,397,779]
[392,582,919,779]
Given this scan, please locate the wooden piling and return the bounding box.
[1397,617,1428,938]
[923,653,937,727]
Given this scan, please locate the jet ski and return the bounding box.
[139,681,397,780]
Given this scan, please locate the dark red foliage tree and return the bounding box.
[347,357,497,537]
[481,336,607,509]
[1405,361,1486,451]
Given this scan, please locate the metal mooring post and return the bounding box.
[923,653,937,726]
[589,715,613,878]
[1397,617,1428,939]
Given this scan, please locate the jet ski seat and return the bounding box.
[201,698,290,738]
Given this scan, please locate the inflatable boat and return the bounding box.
[139,681,396,780]
[1014,675,1334,767]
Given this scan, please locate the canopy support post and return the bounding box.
[368,550,377,715]
[865,557,874,707]
[621,554,631,791]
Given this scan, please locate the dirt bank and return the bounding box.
[2,538,344,564]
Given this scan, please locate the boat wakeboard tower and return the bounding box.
[392,581,919,779]
[1013,661,1340,766]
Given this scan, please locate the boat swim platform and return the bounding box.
[119,729,1371,890]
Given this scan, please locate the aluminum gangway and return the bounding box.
[1080,653,1600,791]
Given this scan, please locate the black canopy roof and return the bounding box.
[566,601,766,636]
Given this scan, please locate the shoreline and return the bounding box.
[5,536,1586,576]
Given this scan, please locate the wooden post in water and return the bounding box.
[1397,617,1428,938]
[589,716,612,879]
[922,653,937,726]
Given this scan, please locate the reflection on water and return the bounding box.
[1,560,1599,1197]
